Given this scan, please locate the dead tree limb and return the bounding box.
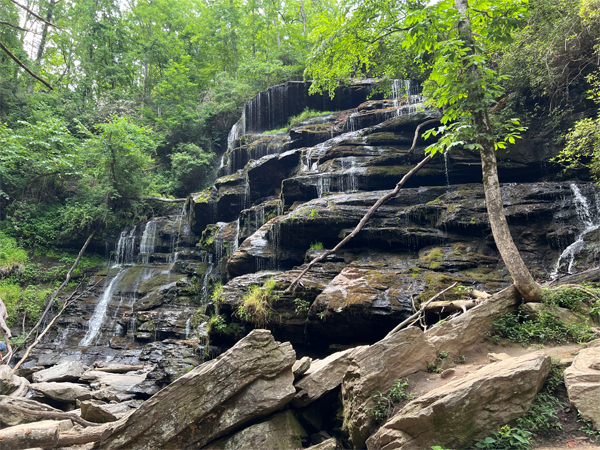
[0,41,53,90]
[139,196,186,203]
[2,404,101,427]
[285,118,439,293]
[0,20,30,32]
[9,0,60,28]
[424,299,479,313]
[385,282,458,338]
[0,420,109,450]
[11,231,95,363]
[12,277,102,369]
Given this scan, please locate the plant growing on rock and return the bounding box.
[368,378,413,422]
[294,298,311,315]
[235,278,279,328]
[309,241,324,250]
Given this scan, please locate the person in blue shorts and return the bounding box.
[0,341,7,364]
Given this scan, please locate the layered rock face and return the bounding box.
[9,80,600,450]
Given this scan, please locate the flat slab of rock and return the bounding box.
[29,381,92,403]
[292,347,365,408]
[0,396,62,426]
[341,327,437,448]
[202,410,307,449]
[80,370,147,396]
[366,353,551,450]
[99,329,296,449]
[32,361,85,383]
[0,365,30,397]
[564,346,600,429]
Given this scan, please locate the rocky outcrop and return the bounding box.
[564,346,600,429]
[366,353,551,450]
[425,286,519,354]
[293,347,366,408]
[0,366,29,397]
[341,327,437,448]
[99,329,296,450]
[202,410,307,450]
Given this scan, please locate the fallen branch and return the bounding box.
[12,277,102,369]
[0,420,109,450]
[2,404,101,428]
[285,119,438,293]
[93,364,147,373]
[0,41,53,90]
[139,196,186,203]
[385,282,458,338]
[424,299,479,313]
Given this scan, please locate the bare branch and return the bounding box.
[9,0,60,28]
[0,41,53,90]
[140,196,186,203]
[0,20,30,32]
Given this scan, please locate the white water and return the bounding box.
[80,268,127,346]
[550,184,600,278]
[115,226,137,265]
[139,220,159,262]
[185,317,191,339]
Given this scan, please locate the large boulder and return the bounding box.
[202,410,307,449]
[341,327,437,448]
[366,353,551,450]
[80,370,147,398]
[292,346,366,408]
[0,366,29,397]
[0,396,62,426]
[32,360,85,383]
[99,329,296,450]
[425,285,519,354]
[564,346,600,429]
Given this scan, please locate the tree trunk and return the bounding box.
[455,0,543,302]
[479,142,543,301]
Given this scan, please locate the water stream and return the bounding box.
[550,183,600,278]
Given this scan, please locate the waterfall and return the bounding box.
[140,220,159,262]
[231,219,240,255]
[550,183,600,278]
[80,268,127,346]
[185,317,191,339]
[214,222,228,263]
[302,130,361,172]
[115,226,137,265]
[444,151,450,187]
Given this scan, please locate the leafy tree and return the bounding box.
[307,0,544,301]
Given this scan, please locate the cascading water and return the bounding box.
[79,268,127,346]
[550,183,600,278]
[140,220,159,262]
[115,227,137,265]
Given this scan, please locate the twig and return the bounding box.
[0,20,30,32]
[385,282,458,338]
[284,118,438,293]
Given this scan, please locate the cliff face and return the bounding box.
[19,80,600,381]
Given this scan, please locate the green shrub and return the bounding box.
[490,310,596,345]
[472,426,532,450]
[294,298,311,315]
[0,232,28,276]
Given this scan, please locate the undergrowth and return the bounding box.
[490,284,600,345]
